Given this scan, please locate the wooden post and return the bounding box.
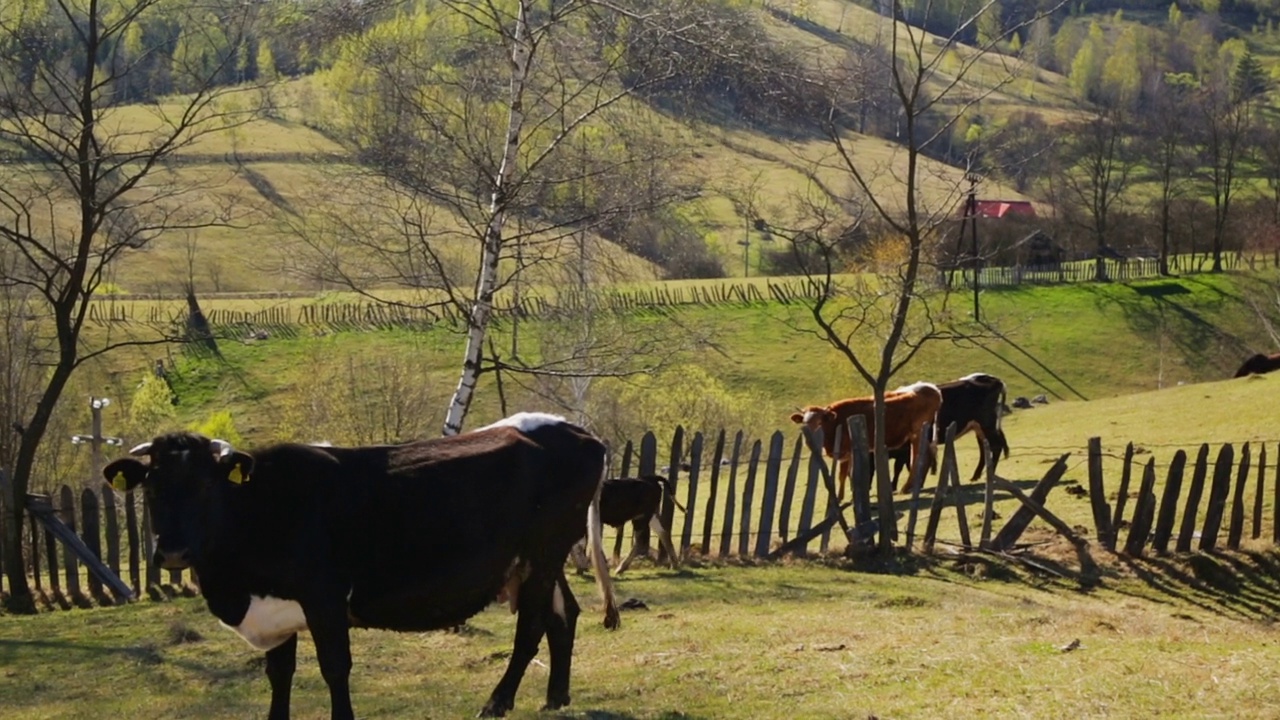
[922,424,959,554]
[849,415,873,540]
[700,430,726,557]
[778,435,803,543]
[1086,437,1113,551]
[81,488,104,600]
[876,408,898,553]
[718,431,744,558]
[101,483,121,579]
[142,492,159,589]
[994,478,1088,547]
[755,432,785,558]
[738,439,762,557]
[659,427,684,564]
[1199,443,1234,552]
[1227,442,1251,550]
[1252,444,1266,541]
[59,486,82,601]
[796,433,822,558]
[904,422,932,552]
[680,432,703,556]
[1123,459,1158,557]
[1176,444,1210,552]
[948,438,972,548]
[1151,450,1187,555]
[990,454,1071,552]
[637,431,658,556]
[1110,442,1135,548]
[979,436,995,548]
[613,440,633,562]
[125,490,141,594]
[28,508,42,592]
[44,516,60,598]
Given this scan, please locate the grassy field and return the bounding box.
[4,559,1280,719]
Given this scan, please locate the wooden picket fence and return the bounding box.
[0,427,1276,610]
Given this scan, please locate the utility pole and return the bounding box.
[71,396,123,490]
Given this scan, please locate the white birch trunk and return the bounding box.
[442,1,532,435]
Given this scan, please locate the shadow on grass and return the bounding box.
[552,712,713,720]
[1111,549,1280,622]
[0,637,254,681]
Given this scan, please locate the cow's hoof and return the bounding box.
[477,698,512,718]
[542,693,570,711]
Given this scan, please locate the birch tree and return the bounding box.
[0,0,266,611]
[300,0,738,434]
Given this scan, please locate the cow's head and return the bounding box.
[789,406,834,432]
[103,432,254,570]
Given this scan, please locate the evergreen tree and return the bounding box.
[1232,50,1268,102]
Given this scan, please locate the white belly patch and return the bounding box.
[222,595,308,651]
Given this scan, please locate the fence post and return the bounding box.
[1086,438,1114,551]
[142,492,159,590]
[922,424,959,553]
[755,432,785,558]
[101,483,121,579]
[1252,444,1267,541]
[700,430,726,557]
[778,435,804,543]
[81,488,103,600]
[636,432,658,556]
[1227,443,1251,550]
[1199,444,1235,552]
[718,431,744,558]
[125,490,141,594]
[680,432,703,556]
[1110,442,1136,545]
[990,454,1071,551]
[59,486,82,602]
[904,422,933,552]
[849,415,873,534]
[1177,445,1211,552]
[738,439,762,557]
[1151,450,1187,555]
[613,441,633,562]
[660,426,684,565]
[979,435,994,548]
[43,511,60,600]
[1123,459,1158,557]
[796,431,823,558]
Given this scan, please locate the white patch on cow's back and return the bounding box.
[552,582,566,622]
[959,372,991,382]
[222,595,308,651]
[476,412,568,434]
[893,381,940,396]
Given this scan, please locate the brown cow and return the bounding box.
[1234,353,1280,378]
[789,381,943,498]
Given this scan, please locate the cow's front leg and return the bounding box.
[480,577,550,718]
[265,634,298,720]
[307,603,355,720]
[542,574,580,711]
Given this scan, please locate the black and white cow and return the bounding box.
[889,373,1010,486]
[104,412,619,719]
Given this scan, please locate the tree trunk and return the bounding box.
[1159,197,1171,276]
[441,1,532,436]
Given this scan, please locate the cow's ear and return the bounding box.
[218,451,256,486]
[103,458,147,492]
[789,412,804,424]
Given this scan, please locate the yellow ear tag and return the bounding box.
[111,471,128,492]
[228,464,247,485]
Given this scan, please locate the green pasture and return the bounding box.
[5,559,1280,719]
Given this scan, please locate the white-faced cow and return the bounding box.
[889,372,1010,487]
[789,381,942,497]
[103,412,619,720]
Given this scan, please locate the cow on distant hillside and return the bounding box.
[889,373,1010,487]
[790,382,942,497]
[1234,352,1280,378]
[103,412,618,719]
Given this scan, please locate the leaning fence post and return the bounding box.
[700,431,726,557]
[979,436,995,548]
[659,426,684,565]
[1087,437,1114,551]
[1177,445,1211,553]
[1199,444,1235,552]
[1110,442,1136,547]
[738,439,762,557]
[1252,444,1266,541]
[1151,450,1187,555]
[680,432,703,556]
[1123,459,1158,557]
[1227,443,1251,550]
[59,486,82,602]
[921,427,956,554]
[904,422,932,552]
[755,432,785,558]
[777,435,804,544]
[990,454,1071,552]
[718,431,744,558]
[81,488,103,601]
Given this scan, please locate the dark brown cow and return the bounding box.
[1234,353,1280,378]
[789,381,942,497]
[889,372,1010,486]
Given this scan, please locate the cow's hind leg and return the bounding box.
[265,634,297,720]
[650,514,680,569]
[615,518,645,574]
[307,603,355,720]
[543,573,581,710]
[480,576,552,718]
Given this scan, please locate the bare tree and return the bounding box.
[1053,101,1135,281]
[0,0,265,611]
[1195,75,1256,272]
[294,0,737,434]
[770,0,1063,553]
[1140,72,1197,276]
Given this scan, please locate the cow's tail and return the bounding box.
[588,463,621,630]
[655,475,687,514]
[997,380,1010,458]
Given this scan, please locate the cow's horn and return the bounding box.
[209,438,235,458]
[128,442,152,456]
